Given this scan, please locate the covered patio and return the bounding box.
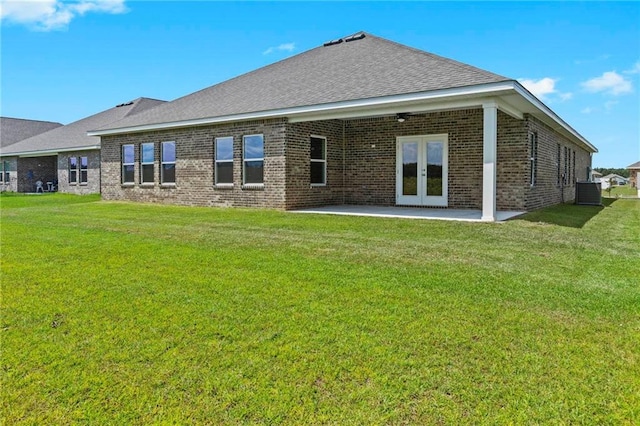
[292,205,525,222]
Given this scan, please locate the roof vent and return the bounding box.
[344,32,365,42]
[323,38,343,47]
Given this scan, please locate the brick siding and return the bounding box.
[285,120,344,209]
[98,109,592,212]
[57,150,101,194]
[16,156,57,192]
[101,119,288,208]
[525,115,592,210]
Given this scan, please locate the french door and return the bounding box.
[396,134,448,207]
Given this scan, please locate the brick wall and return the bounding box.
[284,120,344,209]
[342,109,525,209]
[496,112,528,210]
[58,150,101,194]
[16,156,56,192]
[101,119,287,208]
[98,110,592,212]
[525,115,592,210]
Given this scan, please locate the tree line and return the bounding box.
[593,167,630,178]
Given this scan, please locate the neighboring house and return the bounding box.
[591,170,603,183]
[89,32,597,221]
[0,98,165,194]
[0,117,63,191]
[600,173,628,190]
[627,161,640,189]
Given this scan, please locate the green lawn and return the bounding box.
[603,185,638,198]
[1,194,639,424]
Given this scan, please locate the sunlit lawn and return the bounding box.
[1,193,639,424]
[603,185,638,198]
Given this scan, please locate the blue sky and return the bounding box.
[1,1,638,167]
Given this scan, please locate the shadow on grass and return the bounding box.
[518,198,615,228]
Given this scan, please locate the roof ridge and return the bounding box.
[363,32,510,81]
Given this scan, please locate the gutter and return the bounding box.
[88,81,517,136]
[0,145,101,158]
[87,80,597,154]
[512,82,598,153]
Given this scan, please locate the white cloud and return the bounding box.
[581,107,594,114]
[582,71,633,95]
[518,77,572,102]
[624,61,640,75]
[263,42,295,55]
[519,77,557,100]
[0,0,127,31]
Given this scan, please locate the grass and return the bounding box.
[1,194,639,424]
[603,185,638,198]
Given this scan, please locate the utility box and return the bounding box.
[575,182,602,205]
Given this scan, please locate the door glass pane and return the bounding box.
[426,142,443,196]
[402,142,418,196]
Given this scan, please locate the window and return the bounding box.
[529,132,538,186]
[69,157,78,184]
[0,161,9,184]
[215,137,234,185]
[556,143,562,187]
[141,143,155,184]
[310,135,327,185]
[571,150,576,185]
[122,144,135,184]
[563,146,569,186]
[80,156,88,184]
[243,134,264,185]
[161,141,176,184]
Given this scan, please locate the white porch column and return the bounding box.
[482,102,498,221]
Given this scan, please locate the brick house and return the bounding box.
[0,98,164,194]
[0,117,62,192]
[628,161,640,189]
[90,32,597,221]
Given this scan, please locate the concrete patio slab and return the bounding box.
[291,205,525,222]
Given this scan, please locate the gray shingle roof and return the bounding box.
[1,98,165,156]
[0,117,62,149]
[98,32,510,131]
[627,161,640,169]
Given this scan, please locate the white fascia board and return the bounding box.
[88,81,519,136]
[0,145,100,158]
[513,82,598,153]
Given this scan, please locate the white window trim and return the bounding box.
[0,161,8,184]
[69,156,79,185]
[529,132,538,187]
[310,135,327,187]
[215,136,234,186]
[161,141,176,185]
[122,144,135,185]
[242,134,264,186]
[79,156,88,185]
[140,142,155,185]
